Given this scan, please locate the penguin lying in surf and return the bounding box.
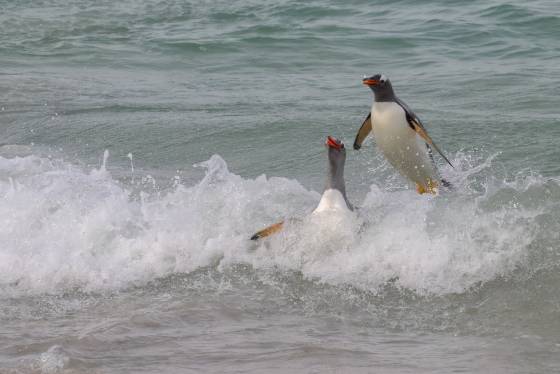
[354,74,453,194]
[251,135,352,240]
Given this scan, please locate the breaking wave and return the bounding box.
[1,151,558,297]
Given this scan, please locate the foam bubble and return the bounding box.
[38,345,69,374]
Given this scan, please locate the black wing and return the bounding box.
[353,112,372,150]
[395,97,454,168]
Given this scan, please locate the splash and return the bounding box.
[0,151,555,296]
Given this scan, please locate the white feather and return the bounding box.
[313,189,350,214]
[371,102,438,188]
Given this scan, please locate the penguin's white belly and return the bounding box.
[372,102,438,187]
[313,189,349,214]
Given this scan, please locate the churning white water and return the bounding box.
[0,150,546,297]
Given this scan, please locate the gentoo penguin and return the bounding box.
[250,136,352,240]
[353,74,453,194]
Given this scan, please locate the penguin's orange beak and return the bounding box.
[362,78,378,86]
[326,136,344,150]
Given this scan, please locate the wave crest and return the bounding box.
[0,152,556,296]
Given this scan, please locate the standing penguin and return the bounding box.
[250,136,352,240]
[354,74,453,194]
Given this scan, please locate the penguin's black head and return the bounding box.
[326,135,345,152]
[362,74,395,101]
[363,74,390,90]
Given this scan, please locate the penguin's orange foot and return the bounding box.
[416,180,438,195]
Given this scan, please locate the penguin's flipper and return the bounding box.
[409,118,454,169]
[250,221,284,240]
[353,113,372,150]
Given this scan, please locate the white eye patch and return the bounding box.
[380,74,387,82]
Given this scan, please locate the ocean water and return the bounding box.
[1,0,560,372]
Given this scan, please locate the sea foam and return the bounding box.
[0,152,552,296]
